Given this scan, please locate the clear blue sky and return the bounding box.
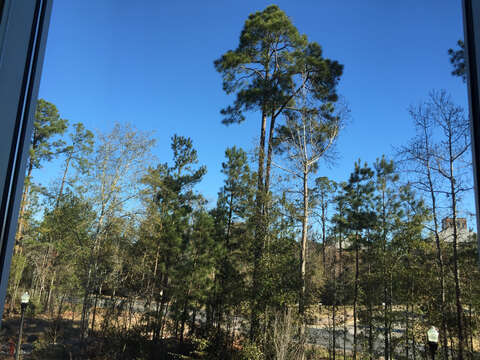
[37,1,469,208]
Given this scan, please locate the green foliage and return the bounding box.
[214,5,342,124]
[137,134,212,342]
[31,342,67,360]
[237,341,265,360]
[30,99,68,170]
[448,40,465,81]
[209,146,254,325]
[215,4,345,341]
[6,50,480,360]
[342,160,376,239]
[57,122,94,193]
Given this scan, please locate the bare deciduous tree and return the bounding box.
[79,123,155,338]
[274,88,347,319]
[430,91,471,360]
[398,90,471,360]
[272,308,305,360]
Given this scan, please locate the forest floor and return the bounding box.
[0,312,81,359]
[308,306,480,356]
[0,305,477,359]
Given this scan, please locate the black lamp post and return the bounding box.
[16,292,30,360]
[427,326,439,360]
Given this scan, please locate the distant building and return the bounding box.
[328,217,475,249]
[438,217,474,244]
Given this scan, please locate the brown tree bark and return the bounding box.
[353,233,359,360]
[299,169,308,317]
[449,154,465,360]
[250,110,267,341]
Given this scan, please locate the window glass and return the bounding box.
[3,2,479,359]
[0,1,4,23]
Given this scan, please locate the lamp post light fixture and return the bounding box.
[21,292,30,308]
[15,292,30,360]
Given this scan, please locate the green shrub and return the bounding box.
[237,341,264,360]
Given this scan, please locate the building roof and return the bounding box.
[438,217,475,243]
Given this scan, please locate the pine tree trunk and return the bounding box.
[412,303,416,360]
[180,299,188,344]
[174,314,179,340]
[353,233,359,360]
[81,210,105,339]
[46,269,56,313]
[80,266,93,339]
[332,245,337,360]
[424,130,449,360]
[368,260,373,360]
[151,247,161,340]
[469,304,474,358]
[343,302,346,360]
[153,300,160,341]
[250,110,267,341]
[339,233,346,360]
[449,330,455,359]
[381,189,389,360]
[264,113,276,201]
[405,303,409,360]
[160,302,169,340]
[217,192,234,333]
[53,294,66,344]
[56,154,72,207]
[328,305,332,360]
[91,284,102,334]
[447,135,464,360]
[299,170,308,317]
[128,297,134,330]
[299,168,309,360]
[156,274,169,342]
[450,182,464,359]
[384,269,389,360]
[190,308,196,336]
[10,256,27,312]
[388,273,393,358]
[72,302,75,323]
[322,202,327,275]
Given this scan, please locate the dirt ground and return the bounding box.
[0,305,477,358]
[0,311,81,359]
